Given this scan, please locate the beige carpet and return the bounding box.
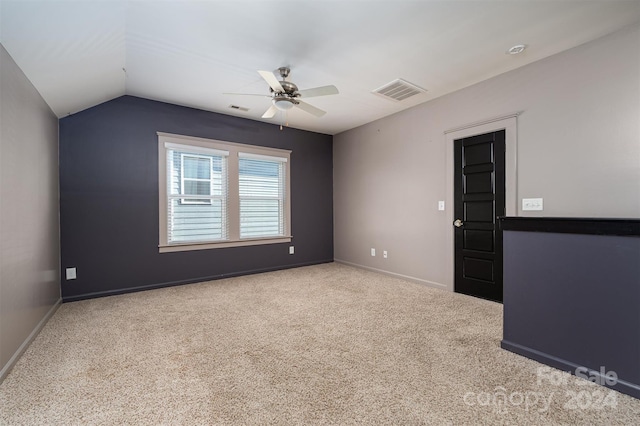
[1,262,638,425]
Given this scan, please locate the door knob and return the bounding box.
[454,219,463,228]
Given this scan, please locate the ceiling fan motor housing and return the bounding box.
[279,80,298,95]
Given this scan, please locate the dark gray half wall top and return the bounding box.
[59,96,333,301]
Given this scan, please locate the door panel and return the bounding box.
[464,143,493,165]
[463,258,494,282]
[464,201,494,222]
[454,130,505,303]
[465,172,493,193]
[464,230,494,252]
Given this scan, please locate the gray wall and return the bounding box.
[0,44,60,380]
[333,24,640,289]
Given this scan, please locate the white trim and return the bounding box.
[165,142,229,157]
[444,114,519,293]
[444,111,522,135]
[0,299,61,383]
[239,152,288,162]
[158,132,291,157]
[160,235,292,252]
[334,259,448,290]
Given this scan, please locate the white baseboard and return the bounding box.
[334,259,448,291]
[0,298,61,383]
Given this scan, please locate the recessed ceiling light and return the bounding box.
[507,44,527,55]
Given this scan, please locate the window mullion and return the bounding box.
[227,151,240,241]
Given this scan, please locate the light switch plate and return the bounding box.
[522,198,543,211]
[438,201,445,211]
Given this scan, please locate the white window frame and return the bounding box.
[158,132,292,253]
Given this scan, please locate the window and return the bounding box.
[166,145,228,243]
[158,133,291,252]
[180,154,215,205]
[239,154,286,238]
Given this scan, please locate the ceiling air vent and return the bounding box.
[372,78,426,101]
[228,104,249,112]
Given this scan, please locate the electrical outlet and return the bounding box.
[522,198,543,211]
[371,248,376,257]
[383,250,388,259]
[66,267,77,280]
[289,246,294,255]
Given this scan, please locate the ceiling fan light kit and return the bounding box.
[227,66,339,120]
[273,97,296,111]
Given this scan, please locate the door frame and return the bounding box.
[444,114,519,293]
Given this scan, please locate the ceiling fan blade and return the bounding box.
[297,85,339,98]
[295,100,326,117]
[262,104,278,119]
[223,92,270,97]
[258,70,284,93]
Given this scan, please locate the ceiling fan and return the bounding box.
[226,67,339,119]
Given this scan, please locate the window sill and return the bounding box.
[159,236,292,253]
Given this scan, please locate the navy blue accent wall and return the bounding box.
[60,96,333,301]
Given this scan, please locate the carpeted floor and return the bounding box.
[1,262,638,425]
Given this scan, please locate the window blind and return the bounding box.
[238,156,285,239]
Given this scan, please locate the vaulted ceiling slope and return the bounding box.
[1,1,639,135]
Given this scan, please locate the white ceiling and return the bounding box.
[1,1,639,135]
